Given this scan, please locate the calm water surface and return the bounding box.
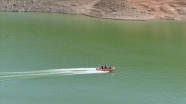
[0,12,186,104]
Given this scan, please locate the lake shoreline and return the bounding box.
[0,0,186,21]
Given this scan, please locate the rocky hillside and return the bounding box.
[0,0,186,20]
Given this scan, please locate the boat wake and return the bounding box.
[0,68,109,81]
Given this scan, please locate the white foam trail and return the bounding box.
[0,68,109,81]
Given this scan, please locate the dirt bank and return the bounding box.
[0,0,186,20]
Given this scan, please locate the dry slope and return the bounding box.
[0,0,186,20]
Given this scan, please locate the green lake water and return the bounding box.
[0,12,186,104]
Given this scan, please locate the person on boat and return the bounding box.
[101,66,103,69]
[105,65,107,69]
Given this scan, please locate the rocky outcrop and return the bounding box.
[0,0,76,13]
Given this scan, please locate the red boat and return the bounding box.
[96,66,115,71]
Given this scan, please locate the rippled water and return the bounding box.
[0,12,186,104]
